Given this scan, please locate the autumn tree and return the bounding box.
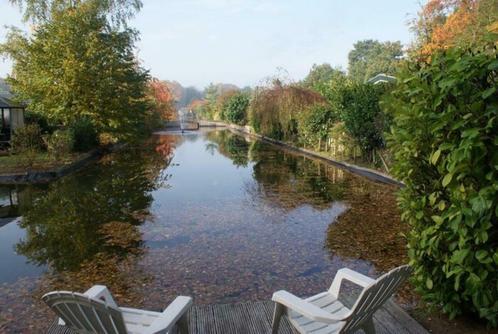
[348,40,403,83]
[1,1,149,141]
[412,0,498,55]
[148,78,176,121]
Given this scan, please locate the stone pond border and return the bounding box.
[199,120,404,187]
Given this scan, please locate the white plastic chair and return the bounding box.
[42,285,192,334]
[271,265,411,334]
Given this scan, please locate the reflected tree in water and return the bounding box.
[250,142,347,210]
[15,146,170,272]
[205,131,250,167]
[153,134,182,162]
[206,130,347,210]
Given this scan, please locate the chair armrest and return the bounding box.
[272,291,346,324]
[146,296,193,334]
[83,285,118,308]
[329,268,376,297]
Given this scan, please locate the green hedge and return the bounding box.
[223,93,249,125]
[297,104,336,147]
[70,118,99,152]
[341,82,388,156]
[387,47,498,325]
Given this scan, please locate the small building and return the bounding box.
[366,73,397,85]
[0,78,25,143]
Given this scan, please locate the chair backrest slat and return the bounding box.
[92,308,110,334]
[76,303,96,332]
[55,302,85,331]
[342,265,411,333]
[42,291,127,334]
[96,307,120,333]
[66,301,94,332]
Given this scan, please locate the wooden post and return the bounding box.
[378,151,390,173]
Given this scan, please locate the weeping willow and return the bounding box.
[249,83,326,142]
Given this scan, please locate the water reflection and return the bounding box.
[0,130,405,333]
[206,131,346,210]
[15,147,167,271]
[205,131,250,167]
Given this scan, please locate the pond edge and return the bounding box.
[0,144,125,185]
[199,121,404,187]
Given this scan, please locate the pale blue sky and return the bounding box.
[0,0,424,89]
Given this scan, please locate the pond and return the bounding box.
[0,129,407,333]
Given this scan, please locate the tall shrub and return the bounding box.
[223,93,249,125]
[70,118,98,152]
[249,84,326,142]
[341,83,388,156]
[297,104,336,148]
[44,129,74,160]
[387,46,498,325]
[214,90,238,121]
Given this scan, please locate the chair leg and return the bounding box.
[177,313,189,334]
[272,303,285,334]
[361,317,376,334]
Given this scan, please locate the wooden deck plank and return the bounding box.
[47,300,429,334]
[261,300,297,334]
[242,301,277,334]
[187,305,198,334]
[211,303,239,334]
[383,301,428,334]
[373,307,411,334]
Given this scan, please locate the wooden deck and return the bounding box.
[46,300,428,334]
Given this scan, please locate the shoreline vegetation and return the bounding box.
[197,121,403,186]
[0,0,496,333]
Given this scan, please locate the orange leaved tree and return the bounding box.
[412,0,498,56]
[148,78,177,121]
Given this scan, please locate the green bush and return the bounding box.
[24,111,55,134]
[341,82,388,156]
[297,104,336,148]
[387,47,498,325]
[70,118,98,152]
[44,129,74,160]
[10,124,44,154]
[223,93,249,125]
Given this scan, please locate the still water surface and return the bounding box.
[0,129,406,332]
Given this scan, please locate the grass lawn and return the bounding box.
[0,152,86,174]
